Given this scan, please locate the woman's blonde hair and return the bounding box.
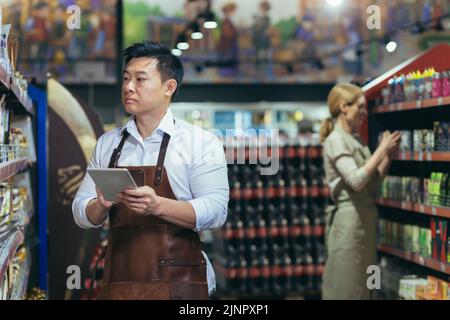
[320,83,363,143]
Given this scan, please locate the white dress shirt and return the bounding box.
[72,107,229,296]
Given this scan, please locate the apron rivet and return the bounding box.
[170,259,174,264]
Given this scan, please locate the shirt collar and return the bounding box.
[123,108,175,141]
[334,122,363,146]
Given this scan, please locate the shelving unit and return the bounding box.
[364,43,450,299]
[390,151,450,162]
[0,51,37,299]
[213,141,328,298]
[10,253,31,300]
[378,244,450,275]
[375,198,450,219]
[0,230,24,281]
[372,96,450,114]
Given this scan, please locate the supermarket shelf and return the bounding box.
[372,96,450,114]
[215,224,325,240]
[375,198,450,219]
[214,259,324,279]
[390,151,450,162]
[0,63,33,115]
[11,82,34,115]
[10,254,31,300]
[378,244,450,275]
[0,230,24,281]
[0,63,10,90]
[224,146,323,160]
[230,186,330,200]
[0,158,29,183]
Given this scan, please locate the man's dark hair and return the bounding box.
[123,41,184,98]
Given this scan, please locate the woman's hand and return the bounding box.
[117,186,162,215]
[379,130,401,156]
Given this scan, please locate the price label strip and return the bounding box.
[431,207,437,216]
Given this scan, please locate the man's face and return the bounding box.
[122,57,169,116]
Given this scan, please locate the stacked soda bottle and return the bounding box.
[213,137,330,297]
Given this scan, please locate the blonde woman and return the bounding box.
[320,83,400,300]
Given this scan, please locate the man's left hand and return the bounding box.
[118,186,162,215]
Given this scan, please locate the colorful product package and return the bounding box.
[431,218,439,260]
[412,226,420,253]
[435,173,443,206]
[404,224,413,252]
[399,277,428,300]
[434,122,442,151]
[441,122,450,151]
[439,220,447,262]
[440,174,449,207]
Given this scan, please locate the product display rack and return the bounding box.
[212,139,328,299]
[375,198,450,219]
[364,43,450,299]
[389,151,450,162]
[0,63,33,115]
[0,158,29,182]
[372,96,450,114]
[378,244,450,275]
[0,52,36,299]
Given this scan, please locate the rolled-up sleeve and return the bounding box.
[72,135,107,229]
[188,135,229,231]
[324,136,370,192]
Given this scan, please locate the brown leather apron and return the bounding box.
[97,129,208,300]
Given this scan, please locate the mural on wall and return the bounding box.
[2,0,117,84]
[123,0,450,84]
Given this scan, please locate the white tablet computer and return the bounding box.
[87,168,138,201]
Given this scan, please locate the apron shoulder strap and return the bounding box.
[108,130,130,168]
[154,132,171,185]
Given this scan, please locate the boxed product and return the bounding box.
[435,173,444,206]
[412,226,420,253]
[410,177,421,203]
[439,219,448,263]
[431,218,439,260]
[448,233,450,263]
[425,276,448,300]
[392,222,398,248]
[423,178,430,204]
[439,173,449,207]
[403,224,413,252]
[447,175,450,207]
[427,130,435,152]
[413,130,420,152]
[399,131,412,152]
[399,277,428,300]
[434,122,450,151]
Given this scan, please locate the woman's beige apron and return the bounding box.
[322,127,381,300]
